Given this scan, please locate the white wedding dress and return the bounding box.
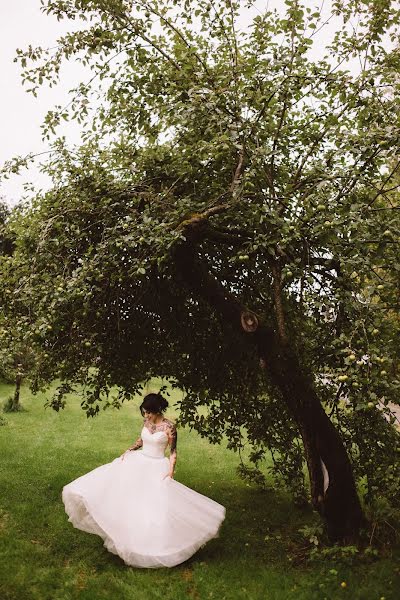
[62,420,225,568]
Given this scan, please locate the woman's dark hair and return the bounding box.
[140,393,169,416]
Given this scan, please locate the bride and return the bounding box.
[62,392,226,568]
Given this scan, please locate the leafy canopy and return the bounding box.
[1,0,399,504]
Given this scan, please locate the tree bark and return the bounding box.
[12,371,22,411]
[173,240,366,541]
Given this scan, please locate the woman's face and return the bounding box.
[143,409,158,419]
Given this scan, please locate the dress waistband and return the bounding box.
[141,452,166,460]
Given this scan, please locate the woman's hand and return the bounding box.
[163,470,174,480]
[120,449,131,461]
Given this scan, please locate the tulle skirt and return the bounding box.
[62,449,226,568]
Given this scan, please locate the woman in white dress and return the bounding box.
[62,393,226,568]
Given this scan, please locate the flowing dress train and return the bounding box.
[62,420,225,568]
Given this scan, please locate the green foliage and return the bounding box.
[298,521,326,548]
[236,462,269,490]
[0,199,14,255]
[365,496,400,547]
[338,406,400,508]
[0,0,399,516]
[297,515,396,565]
[309,544,363,566]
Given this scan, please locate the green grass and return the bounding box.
[0,380,399,600]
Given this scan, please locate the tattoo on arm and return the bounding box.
[130,436,143,450]
[169,423,177,470]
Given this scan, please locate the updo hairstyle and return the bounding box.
[140,393,169,416]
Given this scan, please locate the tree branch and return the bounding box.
[230,147,245,198]
[202,225,252,245]
[173,239,266,337]
[271,262,288,345]
[366,159,400,208]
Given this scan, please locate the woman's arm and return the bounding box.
[128,435,143,451]
[166,422,177,478]
[128,418,148,451]
[121,435,142,461]
[121,422,145,459]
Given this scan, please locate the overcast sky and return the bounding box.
[0,1,86,205]
[0,0,340,206]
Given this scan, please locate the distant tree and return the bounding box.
[0,201,34,407]
[0,199,14,257]
[1,0,400,541]
[0,349,34,412]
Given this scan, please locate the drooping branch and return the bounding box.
[173,238,268,339]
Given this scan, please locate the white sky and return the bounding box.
[0,1,340,206]
[0,0,86,205]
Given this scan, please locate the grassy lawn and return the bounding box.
[0,380,399,600]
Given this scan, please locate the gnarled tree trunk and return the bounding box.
[255,329,366,541]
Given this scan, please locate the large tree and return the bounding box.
[1,0,400,541]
